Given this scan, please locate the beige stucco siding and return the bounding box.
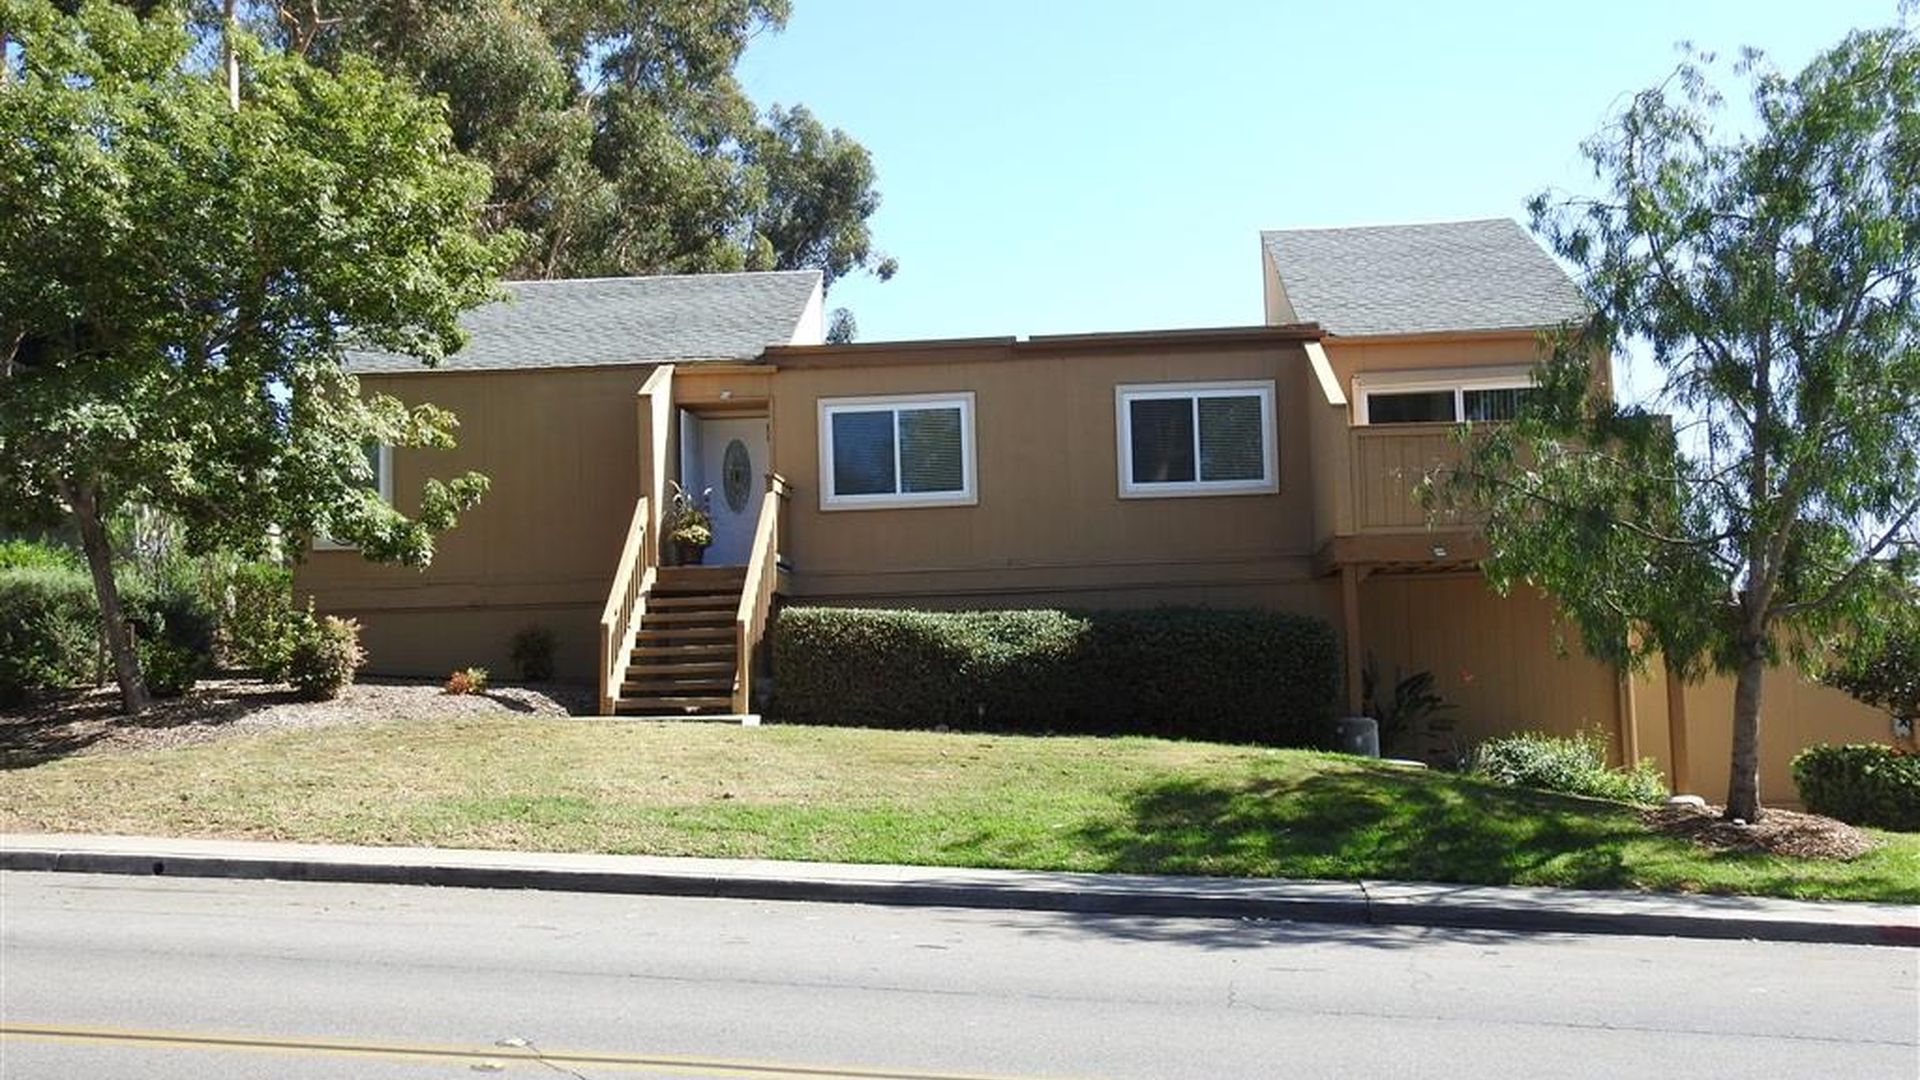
[294,363,659,680]
[770,341,1327,613]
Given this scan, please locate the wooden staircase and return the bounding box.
[614,565,747,716]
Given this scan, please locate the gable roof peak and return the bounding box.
[1261,218,1587,337]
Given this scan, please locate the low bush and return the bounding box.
[0,539,83,573]
[138,637,203,698]
[0,566,100,706]
[509,626,556,682]
[769,606,1339,745]
[223,562,303,678]
[287,613,365,701]
[121,569,217,694]
[1791,744,1920,831]
[1469,729,1668,805]
[444,666,489,695]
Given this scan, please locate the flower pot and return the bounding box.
[675,540,708,566]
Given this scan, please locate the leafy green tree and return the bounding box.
[0,1,513,713]
[1824,587,1920,732]
[263,0,895,287]
[1451,25,1920,821]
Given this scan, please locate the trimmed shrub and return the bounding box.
[1469,729,1669,804]
[224,562,302,678]
[1791,744,1920,831]
[138,637,203,698]
[287,614,365,701]
[121,570,216,692]
[0,566,100,706]
[509,625,556,682]
[769,606,1339,745]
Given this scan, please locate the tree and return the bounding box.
[1450,24,1920,822]
[1824,584,1920,734]
[0,1,514,713]
[259,0,895,288]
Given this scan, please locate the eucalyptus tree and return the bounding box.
[1452,24,1920,821]
[0,1,512,712]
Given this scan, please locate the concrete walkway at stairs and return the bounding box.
[3,832,1914,947]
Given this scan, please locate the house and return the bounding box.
[295,220,1895,804]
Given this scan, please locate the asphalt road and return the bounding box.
[1,872,1914,1080]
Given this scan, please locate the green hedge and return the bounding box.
[0,566,100,706]
[769,606,1339,745]
[1791,744,1920,831]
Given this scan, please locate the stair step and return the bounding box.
[654,566,747,594]
[615,694,733,713]
[649,594,739,611]
[631,642,736,659]
[642,610,737,626]
[637,626,734,643]
[622,676,734,693]
[629,660,736,676]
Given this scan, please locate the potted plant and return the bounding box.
[665,481,714,565]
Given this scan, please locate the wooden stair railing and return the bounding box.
[731,473,792,714]
[598,495,655,715]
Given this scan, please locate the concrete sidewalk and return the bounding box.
[3,832,1914,947]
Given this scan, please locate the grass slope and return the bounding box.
[2,718,1914,902]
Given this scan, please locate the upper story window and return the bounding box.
[819,393,976,510]
[1116,380,1278,498]
[313,442,392,550]
[1358,370,1535,425]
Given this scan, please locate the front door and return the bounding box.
[687,415,769,565]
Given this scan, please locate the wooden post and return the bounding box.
[1341,565,1364,716]
[1615,663,1641,768]
[1665,659,1690,794]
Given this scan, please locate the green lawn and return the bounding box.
[2,717,1915,902]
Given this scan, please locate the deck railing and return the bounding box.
[1349,423,1474,533]
[732,473,791,714]
[597,495,655,715]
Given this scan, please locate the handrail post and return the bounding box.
[597,494,654,715]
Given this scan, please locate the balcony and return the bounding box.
[1349,423,1475,533]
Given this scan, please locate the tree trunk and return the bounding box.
[62,479,149,716]
[222,0,240,110]
[1724,635,1766,823]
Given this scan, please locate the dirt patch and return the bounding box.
[1644,802,1879,860]
[1,677,592,767]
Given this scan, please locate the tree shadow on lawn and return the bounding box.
[1071,767,1640,889]
[0,679,306,769]
[1066,766,1920,905]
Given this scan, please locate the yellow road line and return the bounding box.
[0,1023,1063,1080]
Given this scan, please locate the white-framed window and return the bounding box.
[1115,380,1278,498]
[818,393,976,510]
[1357,369,1536,425]
[313,442,393,550]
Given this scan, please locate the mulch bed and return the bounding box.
[1644,802,1879,861]
[1,676,592,768]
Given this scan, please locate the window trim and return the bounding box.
[1115,380,1279,499]
[1355,367,1536,426]
[817,392,978,511]
[312,442,393,551]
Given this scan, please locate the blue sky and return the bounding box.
[739,0,1899,357]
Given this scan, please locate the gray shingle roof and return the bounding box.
[1261,219,1587,336]
[346,270,822,373]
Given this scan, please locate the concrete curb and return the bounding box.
[4,834,1914,947]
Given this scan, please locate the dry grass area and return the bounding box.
[0,677,589,767]
[3,711,1916,902]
